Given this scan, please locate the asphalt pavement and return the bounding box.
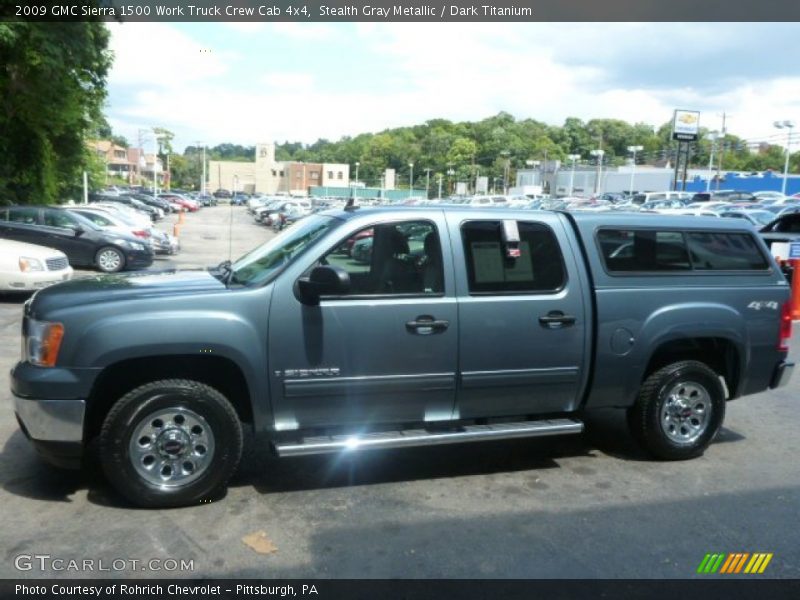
[0,205,798,579]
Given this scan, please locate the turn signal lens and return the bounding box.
[26,320,64,367]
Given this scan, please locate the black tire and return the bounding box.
[99,379,243,508]
[628,360,725,460]
[95,246,126,273]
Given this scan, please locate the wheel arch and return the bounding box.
[84,354,254,443]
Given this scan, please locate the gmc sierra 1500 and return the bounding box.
[11,207,794,506]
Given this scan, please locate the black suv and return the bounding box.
[0,206,153,272]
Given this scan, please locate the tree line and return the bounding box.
[2,20,797,203]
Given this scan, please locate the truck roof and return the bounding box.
[323,206,758,233]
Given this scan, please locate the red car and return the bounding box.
[158,194,199,212]
[343,228,373,255]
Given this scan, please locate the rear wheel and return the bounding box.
[99,379,243,507]
[95,246,125,273]
[628,360,725,460]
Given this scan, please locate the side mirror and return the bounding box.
[72,225,85,237]
[296,265,350,305]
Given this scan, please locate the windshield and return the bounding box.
[229,215,340,286]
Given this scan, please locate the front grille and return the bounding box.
[45,257,69,271]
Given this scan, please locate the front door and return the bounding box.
[450,214,589,419]
[268,215,458,430]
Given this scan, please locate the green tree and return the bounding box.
[0,20,112,203]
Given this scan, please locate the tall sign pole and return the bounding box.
[671,109,700,191]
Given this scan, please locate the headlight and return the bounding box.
[19,257,44,272]
[24,319,64,367]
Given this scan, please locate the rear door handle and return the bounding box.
[538,311,576,328]
[406,315,449,334]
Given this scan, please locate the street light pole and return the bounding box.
[437,174,443,199]
[774,120,795,195]
[626,145,643,195]
[409,162,414,198]
[567,154,580,196]
[590,149,605,195]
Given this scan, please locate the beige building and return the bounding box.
[208,143,349,195]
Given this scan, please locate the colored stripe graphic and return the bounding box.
[701,553,774,574]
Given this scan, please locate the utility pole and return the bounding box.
[437,174,443,199]
[195,141,206,194]
[716,112,729,190]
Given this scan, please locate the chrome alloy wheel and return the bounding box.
[660,381,712,445]
[128,407,215,488]
[97,249,122,272]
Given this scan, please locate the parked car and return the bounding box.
[197,193,217,207]
[213,189,232,199]
[719,210,775,227]
[759,212,800,252]
[753,191,787,202]
[0,206,153,273]
[158,193,199,212]
[10,208,793,507]
[230,194,249,206]
[631,191,693,206]
[124,193,174,214]
[0,239,73,292]
[90,193,162,221]
[350,236,373,264]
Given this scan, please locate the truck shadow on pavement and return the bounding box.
[0,414,746,508]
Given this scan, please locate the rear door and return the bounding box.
[1,207,42,246]
[449,213,589,419]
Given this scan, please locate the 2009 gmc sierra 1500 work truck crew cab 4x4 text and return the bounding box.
[11,208,794,506]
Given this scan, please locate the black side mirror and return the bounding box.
[297,265,350,305]
[72,225,85,236]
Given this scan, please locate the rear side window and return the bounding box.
[598,229,769,272]
[686,232,769,270]
[461,220,566,293]
[598,230,690,271]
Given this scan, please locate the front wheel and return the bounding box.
[628,360,725,460]
[95,246,126,273]
[98,379,243,507]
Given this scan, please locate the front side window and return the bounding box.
[44,210,79,229]
[230,215,340,286]
[318,220,444,296]
[461,220,566,294]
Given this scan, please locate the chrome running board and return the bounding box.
[274,418,583,457]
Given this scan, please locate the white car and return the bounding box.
[0,239,73,291]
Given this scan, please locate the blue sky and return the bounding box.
[105,22,800,153]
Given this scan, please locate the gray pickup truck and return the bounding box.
[11,207,794,507]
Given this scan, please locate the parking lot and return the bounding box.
[0,205,799,579]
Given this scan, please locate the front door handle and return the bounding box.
[406,315,449,334]
[538,311,576,328]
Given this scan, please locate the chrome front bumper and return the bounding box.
[14,394,85,442]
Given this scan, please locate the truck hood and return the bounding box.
[29,269,227,317]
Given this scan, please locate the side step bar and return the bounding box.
[274,418,583,457]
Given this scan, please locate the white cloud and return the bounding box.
[107,22,228,87]
[105,23,800,151]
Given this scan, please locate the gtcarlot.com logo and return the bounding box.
[697,552,773,574]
